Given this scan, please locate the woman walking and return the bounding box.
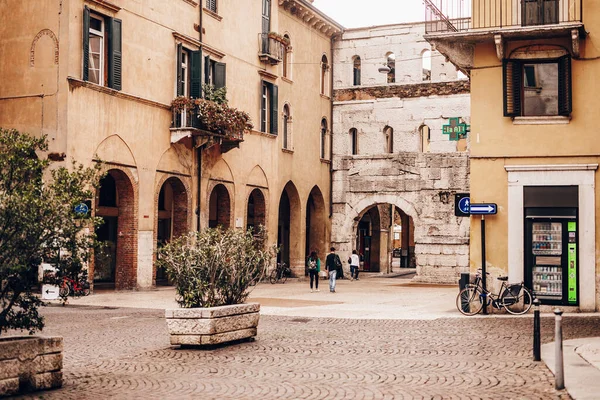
[307,251,321,292]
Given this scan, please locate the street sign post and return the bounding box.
[469,203,497,215]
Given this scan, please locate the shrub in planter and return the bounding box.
[157,227,276,346]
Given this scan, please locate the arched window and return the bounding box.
[283,34,291,79]
[353,56,361,86]
[386,52,395,83]
[350,128,358,155]
[321,55,329,95]
[422,49,432,81]
[320,118,327,159]
[283,104,291,150]
[384,126,393,153]
[420,124,431,152]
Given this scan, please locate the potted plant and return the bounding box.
[157,227,276,347]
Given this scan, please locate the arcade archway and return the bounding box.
[278,182,301,275]
[209,184,231,229]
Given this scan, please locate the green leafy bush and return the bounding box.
[157,227,275,308]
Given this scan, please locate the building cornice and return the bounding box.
[172,32,201,49]
[505,164,599,172]
[85,0,121,13]
[278,0,343,37]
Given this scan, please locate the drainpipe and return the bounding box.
[329,34,335,219]
[196,4,204,232]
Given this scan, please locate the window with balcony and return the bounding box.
[261,81,278,134]
[353,56,361,86]
[523,0,558,26]
[503,55,571,117]
[174,44,202,128]
[83,7,122,90]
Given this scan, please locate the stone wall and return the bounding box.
[331,153,470,284]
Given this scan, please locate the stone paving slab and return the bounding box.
[9,305,600,399]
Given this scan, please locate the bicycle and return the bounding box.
[269,262,290,284]
[456,269,533,316]
[59,276,91,297]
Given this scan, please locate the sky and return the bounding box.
[311,0,426,29]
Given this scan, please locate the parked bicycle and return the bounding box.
[269,262,291,284]
[456,269,533,315]
[59,276,91,297]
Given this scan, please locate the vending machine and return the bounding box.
[524,209,578,306]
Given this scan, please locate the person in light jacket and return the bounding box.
[349,250,360,281]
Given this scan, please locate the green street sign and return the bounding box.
[442,117,469,141]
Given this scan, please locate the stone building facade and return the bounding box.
[0,0,341,288]
[331,22,471,283]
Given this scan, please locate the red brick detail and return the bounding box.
[248,188,266,228]
[209,184,231,229]
[333,80,470,102]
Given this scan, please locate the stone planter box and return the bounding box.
[165,303,260,346]
[0,336,62,397]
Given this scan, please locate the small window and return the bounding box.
[204,56,226,89]
[350,128,358,155]
[320,118,328,159]
[420,125,430,152]
[422,50,431,81]
[503,56,571,117]
[321,55,329,96]
[83,7,122,90]
[261,81,278,134]
[283,104,291,149]
[386,52,395,83]
[384,126,393,153]
[283,34,291,79]
[353,56,361,86]
[206,0,217,13]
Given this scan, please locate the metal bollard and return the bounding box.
[533,298,541,362]
[554,308,565,390]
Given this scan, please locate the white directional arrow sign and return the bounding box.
[469,203,497,215]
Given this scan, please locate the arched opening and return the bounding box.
[320,54,329,95]
[156,177,188,285]
[283,104,291,150]
[384,125,394,153]
[420,124,431,152]
[278,182,301,275]
[94,169,136,290]
[209,184,231,229]
[356,204,415,273]
[422,49,432,81]
[320,118,327,159]
[386,52,396,83]
[247,188,266,231]
[305,186,326,275]
[283,34,291,79]
[353,55,361,86]
[349,128,358,155]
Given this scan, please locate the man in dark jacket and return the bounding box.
[325,247,341,293]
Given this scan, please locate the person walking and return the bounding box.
[307,251,321,292]
[325,247,341,293]
[349,250,360,281]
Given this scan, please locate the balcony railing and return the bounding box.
[424,0,583,33]
[258,33,285,65]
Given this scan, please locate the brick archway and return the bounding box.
[247,188,266,231]
[95,168,137,290]
[209,184,231,229]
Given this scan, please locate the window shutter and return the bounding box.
[270,84,278,134]
[176,44,183,96]
[83,6,90,81]
[214,62,226,89]
[204,56,210,85]
[107,18,122,90]
[557,55,572,116]
[190,50,202,98]
[503,59,522,117]
[261,81,267,132]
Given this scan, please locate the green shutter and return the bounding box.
[261,81,267,132]
[83,6,90,81]
[190,51,202,98]
[204,55,210,85]
[503,59,522,117]
[176,44,183,96]
[214,62,226,89]
[558,55,572,116]
[107,18,122,90]
[270,84,278,135]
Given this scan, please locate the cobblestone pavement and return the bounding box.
[16,306,600,399]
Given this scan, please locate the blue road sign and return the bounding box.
[74,203,89,215]
[458,197,470,214]
[469,203,497,215]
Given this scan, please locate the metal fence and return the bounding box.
[425,0,583,33]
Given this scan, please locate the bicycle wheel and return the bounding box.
[456,286,484,316]
[502,285,533,315]
[281,270,288,284]
[269,269,278,284]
